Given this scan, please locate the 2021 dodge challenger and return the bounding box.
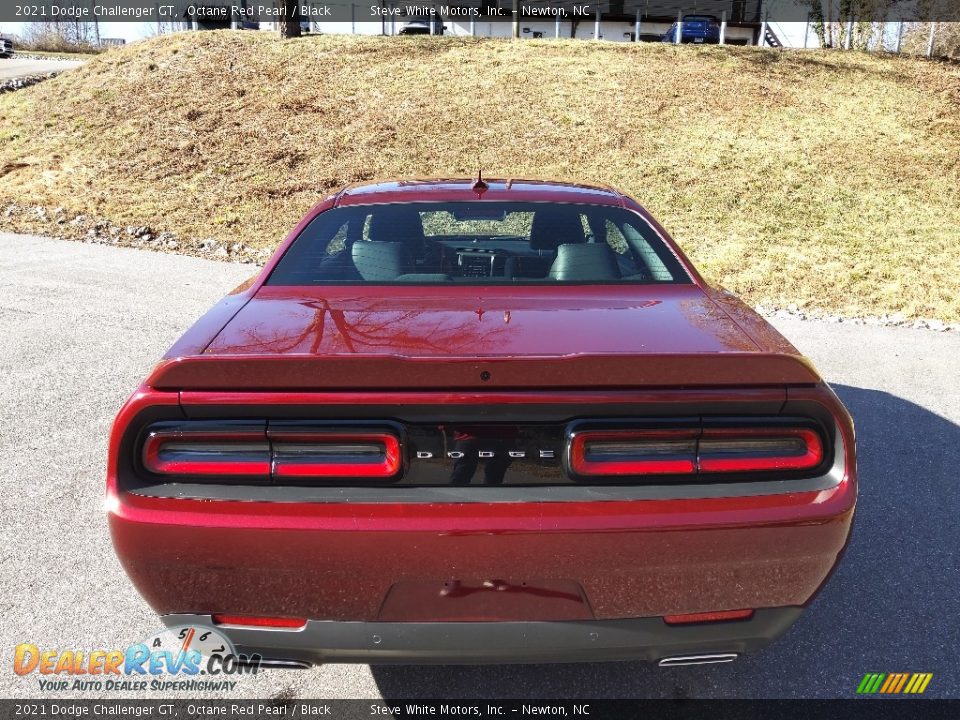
[107,178,856,667]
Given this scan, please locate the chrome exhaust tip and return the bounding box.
[658,653,738,667]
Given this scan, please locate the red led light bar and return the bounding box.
[143,426,402,480]
[270,432,401,479]
[211,615,307,629]
[698,427,823,473]
[663,609,755,625]
[569,429,698,476]
[570,425,826,478]
[142,431,270,477]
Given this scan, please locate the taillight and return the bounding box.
[568,422,827,479]
[211,614,307,629]
[663,609,755,625]
[698,427,823,473]
[269,430,401,479]
[142,428,270,478]
[141,423,402,482]
[570,429,697,476]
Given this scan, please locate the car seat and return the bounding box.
[548,243,622,281]
[352,242,414,281]
[529,207,586,253]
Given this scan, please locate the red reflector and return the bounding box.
[570,430,697,476]
[143,431,270,477]
[211,615,307,629]
[663,609,755,625]
[698,428,823,473]
[270,432,401,479]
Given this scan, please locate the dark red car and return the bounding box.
[107,178,856,667]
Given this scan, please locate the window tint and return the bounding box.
[267,202,690,285]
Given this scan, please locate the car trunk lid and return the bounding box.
[146,285,820,390]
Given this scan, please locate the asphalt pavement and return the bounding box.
[0,57,84,80]
[1,232,957,699]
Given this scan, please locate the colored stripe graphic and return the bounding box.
[857,673,932,694]
[907,673,934,694]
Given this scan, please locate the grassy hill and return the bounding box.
[1,31,959,320]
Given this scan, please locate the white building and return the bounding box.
[203,0,800,47]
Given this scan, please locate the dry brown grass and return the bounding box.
[1,31,959,319]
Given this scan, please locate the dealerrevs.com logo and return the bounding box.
[857,673,934,695]
[13,626,260,692]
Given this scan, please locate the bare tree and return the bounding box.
[20,21,99,51]
[802,0,899,48]
[279,0,302,37]
[901,21,959,57]
[148,20,180,37]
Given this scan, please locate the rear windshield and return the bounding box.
[266,202,690,286]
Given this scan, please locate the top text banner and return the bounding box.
[3,0,959,24]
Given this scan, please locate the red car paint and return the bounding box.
[107,179,856,660]
[148,284,821,391]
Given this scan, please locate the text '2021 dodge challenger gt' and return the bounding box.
[107,178,856,667]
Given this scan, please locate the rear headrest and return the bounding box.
[367,207,426,248]
[548,243,621,281]
[529,207,586,252]
[352,241,412,281]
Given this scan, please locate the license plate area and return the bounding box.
[377,578,593,621]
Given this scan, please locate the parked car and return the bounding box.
[108,178,856,666]
[662,15,721,44]
[399,19,444,34]
[0,36,14,58]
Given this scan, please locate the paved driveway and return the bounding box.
[0,232,957,699]
[0,57,84,79]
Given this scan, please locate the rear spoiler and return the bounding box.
[146,352,821,391]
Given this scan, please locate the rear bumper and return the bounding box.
[162,608,804,665]
[107,385,856,663]
[109,475,854,626]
